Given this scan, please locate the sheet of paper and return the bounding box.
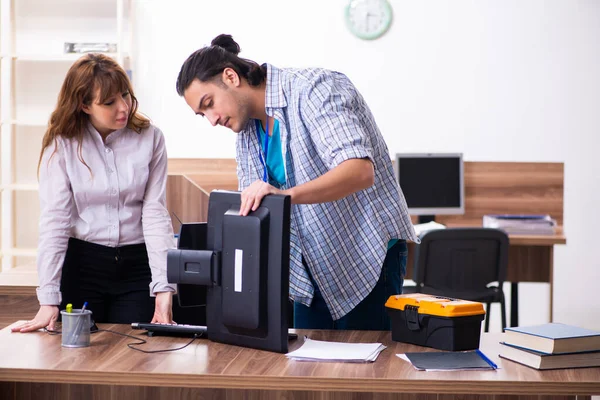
[413,221,446,236]
[286,338,386,363]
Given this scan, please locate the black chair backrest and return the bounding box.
[414,228,509,294]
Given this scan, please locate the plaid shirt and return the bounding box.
[235,64,418,320]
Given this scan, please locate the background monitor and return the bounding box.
[167,191,291,353]
[395,153,465,223]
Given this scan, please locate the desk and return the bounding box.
[0,323,598,400]
[407,230,566,327]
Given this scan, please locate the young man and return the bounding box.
[176,34,418,330]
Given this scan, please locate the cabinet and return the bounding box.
[0,0,132,282]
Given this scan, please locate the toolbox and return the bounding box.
[385,293,486,351]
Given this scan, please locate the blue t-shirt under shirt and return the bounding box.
[256,118,286,187]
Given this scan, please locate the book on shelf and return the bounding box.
[64,42,117,54]
[499,342,600,370]
[483,214,556,235]
[504,323,600,354]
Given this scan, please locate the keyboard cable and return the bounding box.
[44,327,202,354]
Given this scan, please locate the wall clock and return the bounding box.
[345,0,393,40]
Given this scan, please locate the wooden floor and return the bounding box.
[0,295,38,330]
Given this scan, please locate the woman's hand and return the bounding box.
[151,291,174,324]
[11,305,59,333]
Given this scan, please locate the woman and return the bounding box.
[12,53,175,332]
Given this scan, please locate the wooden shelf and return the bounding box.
[2,53,128,62]
[2,248,37,257]
[1,0,132,275]
[1,263,36,274]
[0,184,39,191]
[0,120,46,127]
[0,263,37,294]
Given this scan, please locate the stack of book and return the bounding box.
[483,214,556,235]
[499,323,600,370]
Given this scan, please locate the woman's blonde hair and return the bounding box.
[38,53,149,175]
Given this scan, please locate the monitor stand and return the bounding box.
[418,215,436,224]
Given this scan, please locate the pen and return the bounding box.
[66,301,89,346]
[476,349,498,369]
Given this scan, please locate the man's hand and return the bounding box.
[240,180,284,216]
[11,305,59,333]
[151,292,174,324]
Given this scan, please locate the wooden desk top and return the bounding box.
[185,173,238,194]
[505,232,566,246]
[424,223,567,246]
[0,323,597,395]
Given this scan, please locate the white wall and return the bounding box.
[132,0,600,330]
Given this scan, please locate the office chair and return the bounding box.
[406,228,508,332]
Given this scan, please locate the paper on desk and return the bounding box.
[286,338,386,362]
[413,221,446,236]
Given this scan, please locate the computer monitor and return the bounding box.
[395,153,465,224]
[167,190,291,353]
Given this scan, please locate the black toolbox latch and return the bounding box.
[405,305,421,331]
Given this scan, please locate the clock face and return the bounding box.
[345,0,393,40]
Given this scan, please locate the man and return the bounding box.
[176,34,418,330]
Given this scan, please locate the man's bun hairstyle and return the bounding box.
[176,34,266,96]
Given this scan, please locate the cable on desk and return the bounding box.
[44,327,202,353]
[98,328,201,353]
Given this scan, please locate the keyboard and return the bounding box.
[131,322,207,337]
[131,322,299,340]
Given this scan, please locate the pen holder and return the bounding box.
[60,309,92,348]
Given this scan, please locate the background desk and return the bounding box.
[166,159,567,328]
[0,323,598,400]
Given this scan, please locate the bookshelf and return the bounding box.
[0,0,133,282]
